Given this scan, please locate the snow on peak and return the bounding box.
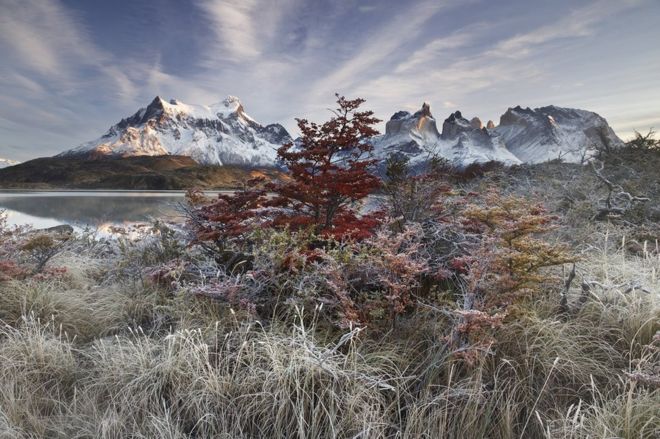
[223,95,242,109]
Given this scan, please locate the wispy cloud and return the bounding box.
[196,0,261,61]
[310,0,455,98]
[195,0,302,64]
[0,0,140,103]
[0,0,87,76]
[394,25,487,74]
[351,0,646,122]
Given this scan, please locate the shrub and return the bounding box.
[382,155,452,231]
[625,128,660,151]
[460,192,575,308]
[20,234,68,273]
[404,190,577,354]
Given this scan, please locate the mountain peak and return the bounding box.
[59,95,291,166]
[414,102,432,118]
[441,110,473,139]
[220,95,248,119]
[470,117,483,130]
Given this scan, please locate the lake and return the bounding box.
[0,191,197,231]
[0,190,385,234]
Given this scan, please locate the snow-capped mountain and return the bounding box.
[494,105,624,163]
[0,158,19,169]
[373,103,623,166]
[60,96,291,166]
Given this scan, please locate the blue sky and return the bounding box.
[1,0,659,161]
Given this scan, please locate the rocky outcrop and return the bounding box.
[370,103,441,165]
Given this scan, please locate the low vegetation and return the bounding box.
[0,98,658,438]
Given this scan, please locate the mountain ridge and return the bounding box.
[372,103,623,166]
[56,96,624,168]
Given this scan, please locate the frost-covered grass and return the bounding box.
[0,225,657,438]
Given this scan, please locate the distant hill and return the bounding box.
[0,155,285,190]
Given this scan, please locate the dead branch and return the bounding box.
[590,160,650,221]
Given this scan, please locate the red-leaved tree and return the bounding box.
[268,94,382,240]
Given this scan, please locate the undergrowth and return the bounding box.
[0,223,657,438]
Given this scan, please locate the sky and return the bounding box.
[1,0,659,162]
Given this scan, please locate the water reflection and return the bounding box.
[0,191,189,229]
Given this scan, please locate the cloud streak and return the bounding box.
[197,0,262,61]
[489,0,643,58]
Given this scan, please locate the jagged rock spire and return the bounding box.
[470,117,483,130]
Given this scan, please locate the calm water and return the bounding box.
[0,191,195,230]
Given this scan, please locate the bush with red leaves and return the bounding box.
[186,178,268,250]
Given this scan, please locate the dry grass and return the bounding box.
[0,221,658,438]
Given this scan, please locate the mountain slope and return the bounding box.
[0,156,286,190]
[59,96,292,166]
